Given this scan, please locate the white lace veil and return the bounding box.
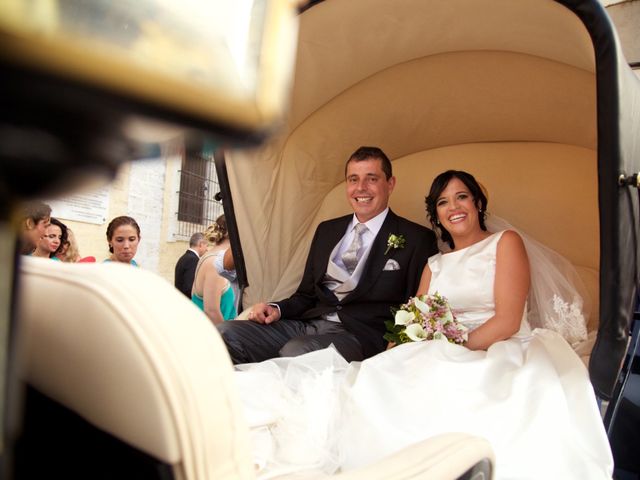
[489,214,590,346]
[437,213,590,347]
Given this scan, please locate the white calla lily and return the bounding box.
[441,308,454,324]
[405,323,427,342]
[432,331,447,341]
[395,310,415,326]
[413,298,429,314]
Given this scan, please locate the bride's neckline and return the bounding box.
[441,231,501,257]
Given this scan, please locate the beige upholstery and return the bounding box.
[18,258,255,480]
[225,0,600,355]
[289,0,594,130]
[18,257,495,479]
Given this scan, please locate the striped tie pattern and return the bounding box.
[341,223,367,274]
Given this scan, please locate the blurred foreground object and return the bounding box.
[0,2,299,477]
[0,0,300,200]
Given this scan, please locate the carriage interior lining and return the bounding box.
[226,0,599,353]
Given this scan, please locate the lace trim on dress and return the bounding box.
[539,294,588,347]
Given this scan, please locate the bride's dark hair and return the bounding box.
[425,170,488,249]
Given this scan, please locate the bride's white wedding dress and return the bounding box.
[235,231,613,479]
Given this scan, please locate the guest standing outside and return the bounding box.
[174,232,208,297]
[32,217,67,260]
[209,215,240,311]
[191,221,238,324]
[18,200,51,255]
[104,216,141,266]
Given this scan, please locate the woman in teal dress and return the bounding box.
[103,216,141,266]
[191,223,237,324]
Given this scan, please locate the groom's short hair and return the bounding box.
[345,146,393,180]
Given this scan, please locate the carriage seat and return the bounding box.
[16,257,495,479]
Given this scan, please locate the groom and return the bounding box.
[217,146,437,364]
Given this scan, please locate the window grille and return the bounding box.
[175,150,223,239]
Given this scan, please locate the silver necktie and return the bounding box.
[341,223,367,274]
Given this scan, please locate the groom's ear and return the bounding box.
[387,175,397,192]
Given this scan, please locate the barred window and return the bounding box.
[175,149,223,239]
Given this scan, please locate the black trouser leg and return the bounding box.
[279,321,364,362]
[216,319,308,364]
[217,319,364,364]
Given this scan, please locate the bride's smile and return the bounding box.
[448,213,467,223]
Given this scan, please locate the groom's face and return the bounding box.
[345,157,396,223]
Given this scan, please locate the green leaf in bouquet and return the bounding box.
[397,331,412,344]
[383,332,401,344]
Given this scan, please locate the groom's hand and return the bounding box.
[249,302,281,324]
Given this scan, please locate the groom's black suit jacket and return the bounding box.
[276,210,437,358]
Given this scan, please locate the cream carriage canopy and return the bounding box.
[219,0,640,399]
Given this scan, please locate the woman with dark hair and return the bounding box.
[104,216,141,265]
[420,170,523,350]
[32,217,67,260]
[233,170,612,479]
[425,169,488,250]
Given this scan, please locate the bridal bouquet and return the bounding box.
[384,292,468,345]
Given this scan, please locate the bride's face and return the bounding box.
[436,177,481,237]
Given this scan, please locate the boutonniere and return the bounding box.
[384,233,406,255]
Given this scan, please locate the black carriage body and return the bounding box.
[555,0,640,400]
[1,0,640,478]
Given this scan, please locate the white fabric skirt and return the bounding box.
[234,329,613,479]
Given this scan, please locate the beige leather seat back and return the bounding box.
[18,257,255,480]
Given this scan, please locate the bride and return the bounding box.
[234,170,614,479]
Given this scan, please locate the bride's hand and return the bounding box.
[386,342,396,350]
